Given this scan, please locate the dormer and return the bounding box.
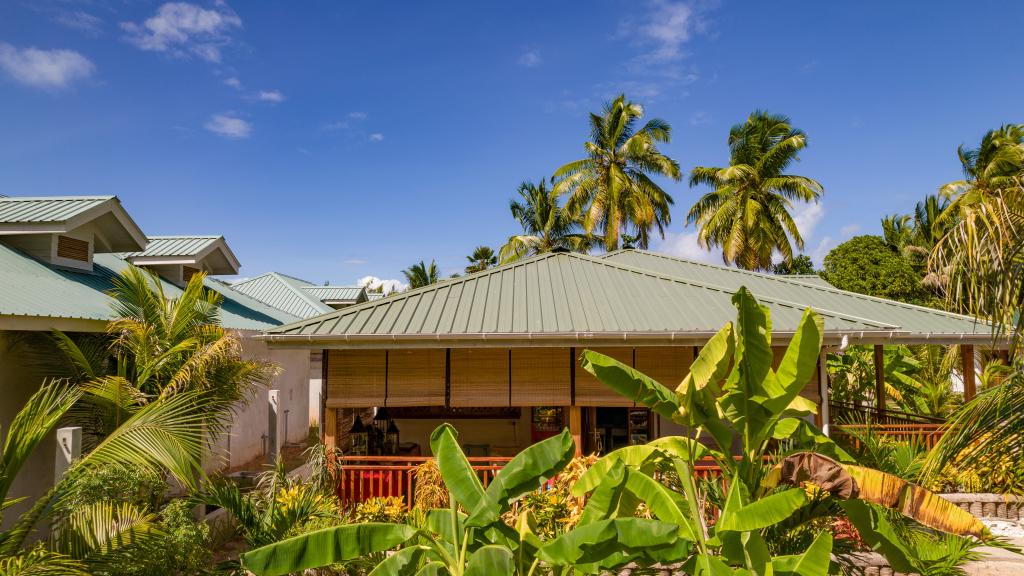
[122,235,241,286]
[0,195,147,272]
[301,286,368,309]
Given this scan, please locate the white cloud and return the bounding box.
[368,133,384,142]
[517,49,541,68]
[343,258,367,265]
[55,11,104,36]
[792,201,825,241]
[223,76,242,89]
[358,275,407,293]
[840,224,860,237]
[121,2,242,63]
[0,43,95,89]
[810,236,835,268]
[204,113,250,139]
[652,229,718,264]
[256,89,285,103]
[348,111,367,120]
[641,0,694,63]
[322,112,368,132]
[689,110,711,125]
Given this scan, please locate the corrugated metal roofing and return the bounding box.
[232,273,333,319]
[601,250,985,337]
[366,292,385,301]
[122,236,220,258]
[0,241,297,331]
[265,252,912,342]
[0,196,113,223]
[783,275,836,289]
[302,286,364,302]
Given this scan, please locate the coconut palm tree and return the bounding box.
[403,260,439,289]
[687,110,824,271]
[499,180,593,262]
[465,246,497,274]
[940,124,1024,202]
[552,94,681,251]
[51,266,275,445]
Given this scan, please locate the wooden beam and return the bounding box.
[962,345,977,401]
[568,406,582,456]
[873,344,885,415]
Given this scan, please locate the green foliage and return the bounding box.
[687,110,823,270]
[61,465,165,514]
[500,179,593,262]
[352,497,407,524]
[464,246,497,274]
[822,235,934,305]
[553,94,681,251]
[771,254,816,275]
[402,260,439,289]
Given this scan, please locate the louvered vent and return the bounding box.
[56,235,89,262]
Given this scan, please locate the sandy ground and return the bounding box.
[962,519,1024,576]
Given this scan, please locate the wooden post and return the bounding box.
[873,345,885,416]
[55,426,81,483]
[568,406,582,456]
[324,408,337,452]
[962,345,977,401]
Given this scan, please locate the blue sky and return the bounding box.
[1,1,1021,289]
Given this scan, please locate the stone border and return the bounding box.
[941,493,1024,521]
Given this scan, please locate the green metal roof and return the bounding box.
[263,251,960,347]
[0,241,297,331]
[302,286,366,303]
[782,274,835,289]
[366,292,385,301]
[122,236,221,258]
[0,196,113,223]
[601,250,985,338]
[232,273,334,319]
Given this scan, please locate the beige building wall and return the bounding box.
[207,334,311,471]
[0,331,56,531]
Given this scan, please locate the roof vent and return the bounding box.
[550,247,571,254]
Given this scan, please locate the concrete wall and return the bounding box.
[0,331,56,531]
[207,334,311,471]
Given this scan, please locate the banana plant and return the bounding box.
[240,424,687,575]
[574,287,990,574]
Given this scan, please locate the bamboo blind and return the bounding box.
[386,349,446,407]
[56,235,89,262]
[450,349,510,407]
[574,347,635,407]
[635,346,694,390]
[326,349,386,407]
[510,348,571,406]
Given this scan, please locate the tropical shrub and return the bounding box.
[822,235,934,305]
[61,464,165,513]
[352,497,407,524]
[412,459,449,510]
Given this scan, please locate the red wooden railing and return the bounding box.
[336,456,512,509]
[834,423,948,450]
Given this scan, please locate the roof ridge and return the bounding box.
[268,251,899,335]
[609,249,985,324]
[146,235,223,240]
[0,195,115,201]
[267,252,569,332]
[571,252,899,329]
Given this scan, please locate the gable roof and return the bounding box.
[122,235,241,275]
[782,274,835,289]
[302,286,366,304]
[232,273,334,319]
[0,241,297,331]
[600,249,985,339]
[262,250,979,348]
[0,196,147,252]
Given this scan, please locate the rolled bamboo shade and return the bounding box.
[574,347,635,407]
[450,349,510,407]
[510,348,571,406]
[326,349,386,407]
[635,346,694,390]
[386,349,446,407]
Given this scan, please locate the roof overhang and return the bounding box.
[260,329,1008,350]
[0,314,108,332]
[0,197,147,252]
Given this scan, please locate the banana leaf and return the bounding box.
[240,523,417,576]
